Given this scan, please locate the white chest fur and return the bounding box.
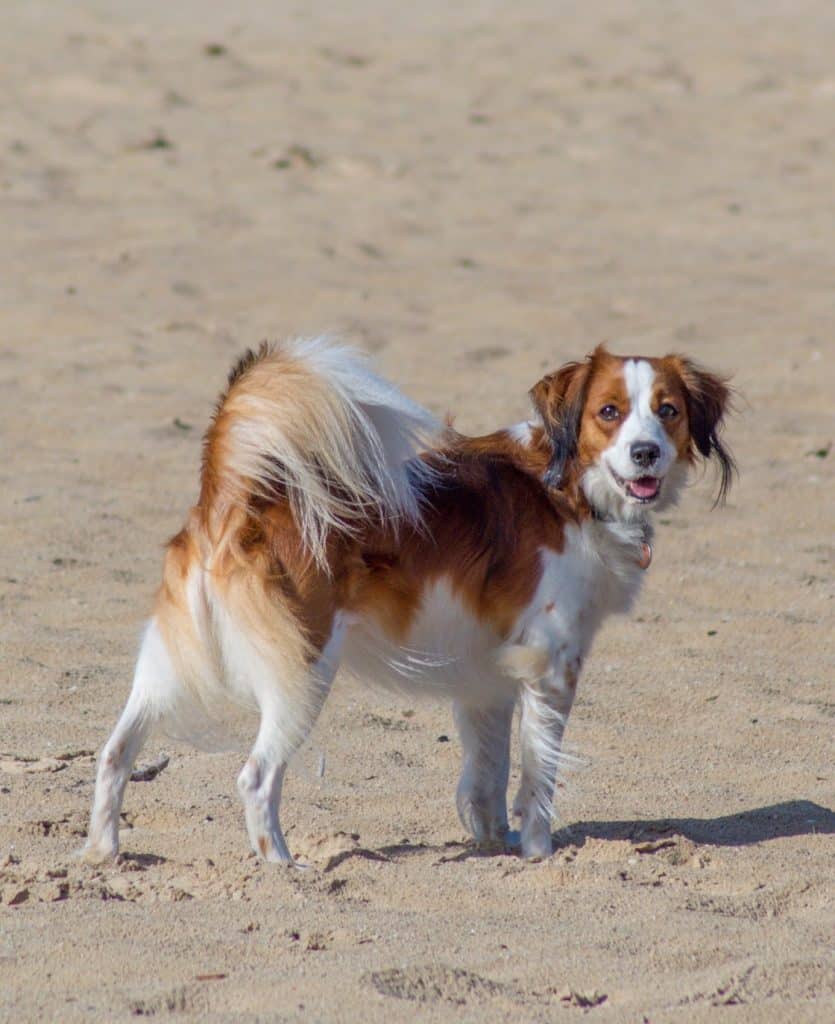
[511,523,648,666]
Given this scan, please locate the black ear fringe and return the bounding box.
[529,359,590,491]
[709,432,737,508]
[678,358,736,507]
[542,397,585,489]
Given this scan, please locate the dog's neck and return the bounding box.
[500,419,655,569]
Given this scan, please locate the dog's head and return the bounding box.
[530,345,734,519]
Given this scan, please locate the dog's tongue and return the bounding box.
[627,476,660,500]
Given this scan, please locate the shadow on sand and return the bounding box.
[370,800,833,864]
[552,799,834,849]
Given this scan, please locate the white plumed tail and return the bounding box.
[205,337,439,566]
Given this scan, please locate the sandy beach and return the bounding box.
[1,1,833,1020]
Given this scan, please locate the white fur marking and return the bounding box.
[506,421,534,446]
[342,579,509,699]
[607,360,674,479]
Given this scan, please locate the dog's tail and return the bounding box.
[201,337,439,565]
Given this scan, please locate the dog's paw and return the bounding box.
[520,827,553,861]
[265,852,309,871]
[77,840,118,866]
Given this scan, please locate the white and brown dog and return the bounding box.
[83,339,733,864]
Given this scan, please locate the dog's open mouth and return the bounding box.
[610,468,662,503]
[626,476,661,501]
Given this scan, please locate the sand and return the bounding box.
[1,1,833,1020]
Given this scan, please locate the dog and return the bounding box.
[83,338,733,864]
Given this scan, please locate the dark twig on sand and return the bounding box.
[130,754,170,782]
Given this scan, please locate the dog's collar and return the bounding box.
[591,508,653,571]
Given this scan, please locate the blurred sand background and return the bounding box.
[1,1,833,1020]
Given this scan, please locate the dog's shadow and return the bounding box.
[378,799,833,864]
[554,799,834,849]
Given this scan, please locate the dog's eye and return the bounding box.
[658,403,678,420]
[599,404,620,421]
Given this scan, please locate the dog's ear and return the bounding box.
[674,357,736,504]
[530,359,590,489]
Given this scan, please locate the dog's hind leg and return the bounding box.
[236,725,294,864]
[453,697,515,845]
[81,620,170,863]
[236,615,346,865]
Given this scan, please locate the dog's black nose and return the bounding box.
[630,441,660,468]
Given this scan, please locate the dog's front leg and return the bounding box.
[453,697,515,845]
[513,653,578,859]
